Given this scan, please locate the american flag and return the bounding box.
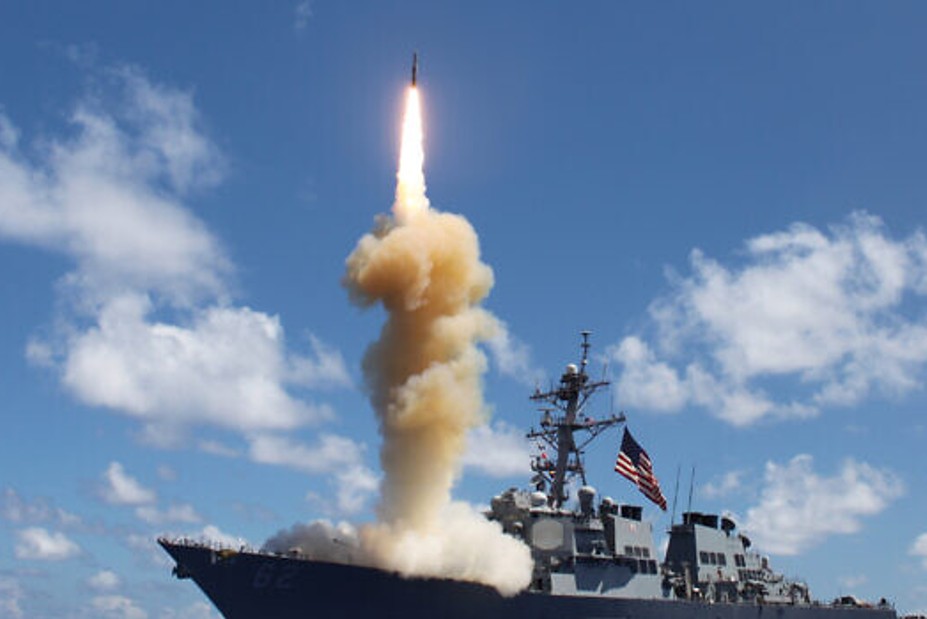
[614,428,667,510]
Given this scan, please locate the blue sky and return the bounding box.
[2,1,927,617]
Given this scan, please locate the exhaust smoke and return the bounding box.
[342,84,532,594]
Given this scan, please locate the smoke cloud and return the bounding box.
[340,86,532,594]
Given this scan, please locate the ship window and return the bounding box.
[642,547,650,559]
[625,545,634,557]
[629,559,638,574]
[717,554,727,566]
[699,551,710,564]
[735,554,746,567]
[648,560,658,574]
[633,546,643,558]
[709,552,718,565]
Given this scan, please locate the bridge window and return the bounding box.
[717,553,727,566]
[699,551,710,564]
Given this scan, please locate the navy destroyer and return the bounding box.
[160,333,897,619]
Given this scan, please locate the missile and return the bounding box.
[411,52,418,86]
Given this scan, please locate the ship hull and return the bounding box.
[160,541,895,619]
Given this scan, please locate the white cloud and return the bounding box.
[701,470,745,499]
[1,487,80,526]
[126,533,171,567]
[294,1,313,30]
[612,213,927,425]
[249,433,366,474]
[135,503,201,525]
[100,462,156,506]
[743,455,904,555]
[0,577,24,619]
[462,422,530,478]
[0,89,227,306]
[14,527,80,560]
[197,525,249,549]
[64,295,332,434]
[332,464,379,515]
[485,324,543,385]
[88,570,121,591]
[198,439,240,458]
[0,68,349,449]
[251,434,379,515]
[839,574,869,589]
[91,594,148,619]
[286,335,352,389]
[0,112,19,150]
[157,601,218,619]
[911,532,927,569]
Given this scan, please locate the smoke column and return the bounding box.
[343,84,532,594]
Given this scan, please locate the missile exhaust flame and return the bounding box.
[393,86,429,223]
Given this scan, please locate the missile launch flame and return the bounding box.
[394,87,429,223]
[342,77,532,595]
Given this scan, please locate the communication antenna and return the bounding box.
[670,464,681,525]
[686,465,696,514]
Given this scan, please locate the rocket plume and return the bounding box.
[343,84,532,595]
[394,87,429,223]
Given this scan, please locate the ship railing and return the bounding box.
[160,535,258,554]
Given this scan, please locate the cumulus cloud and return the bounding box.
[91,594,148,619]
[135,503,201,525]
[63,294,333,435]
[294,1,313,30]
[462,421,530,478]
[197,524,249,549]
[1,488,80,526]
[485,324,544,385]
[701,470,745,499]
[14,527,80,560]
[88,570,121,591]
[197,439,240,458]
[250,434,378,515]
[0,79,227,305]
[156,601,218,619]
[0,577,24,619]
[743,455,904,555]
[0,67,362,492]
[99,462,156,506]
[611,213,927,425]
[911,532,927,569]
[125,533,171,567]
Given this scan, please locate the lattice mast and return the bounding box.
[527,332,625,508]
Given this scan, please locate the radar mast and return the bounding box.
[527,331,625,508]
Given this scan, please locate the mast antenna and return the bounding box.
[686,465,696,514]
[527,331,623,508]
[670,464,681,525]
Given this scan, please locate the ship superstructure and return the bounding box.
[159,333,897,619]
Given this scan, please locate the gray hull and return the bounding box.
[160,540,896,619]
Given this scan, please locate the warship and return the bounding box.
[160,333,898,619]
